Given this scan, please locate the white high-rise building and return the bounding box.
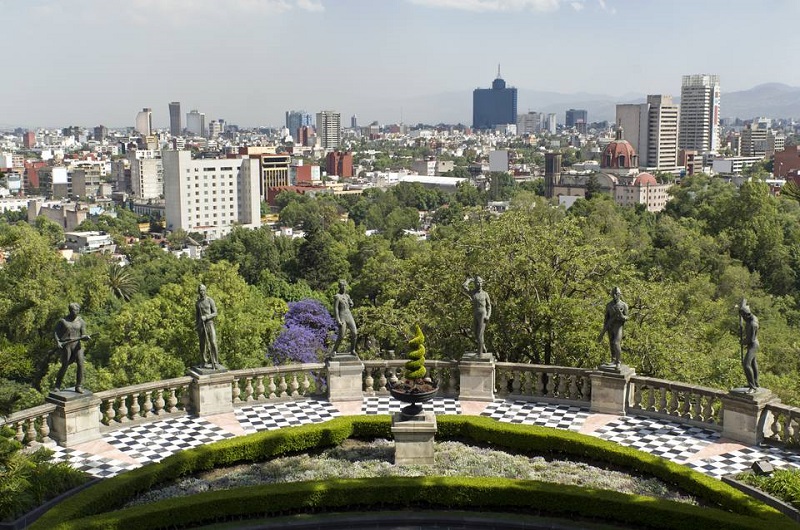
[128,150,163,200]
[516,112,542,135]
[162,150,261,241]
[186,110,206,138]
[616,95,679,171]
[135,108,152,136]
[316,110,341,150]
[679,74,720,154]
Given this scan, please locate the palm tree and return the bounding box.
[108,264,137,302]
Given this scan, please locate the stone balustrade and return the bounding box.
[1,360,793,451]
[495,363,591,404]
[362,360,459,397]
[230,364,327,404]
[95,376,193,428]
[762,403,800,445]
[1,403,56,445]
[628,376,726,430]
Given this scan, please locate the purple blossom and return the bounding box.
[268,299,336,365]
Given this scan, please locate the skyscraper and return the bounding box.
[169,102,182,136]
[285,111,314,136]
[135,108,152,136]
[565,109,588,128]
[472,66,517,130]
[616,95,678,171]
[316,110,341,150]
[186,110,206,138]
[678,74,720,153]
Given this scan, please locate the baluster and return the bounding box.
[511,370,522,395]
[531,372,542,396]
[667,389,679,416]
[769,410,781,440]
[38,415,51,443]
[783,415,793,443]
[142,391,154,418]
[364,369,375,396]
[155,390,166,415]
[632,383,642,410]
[679,394,691,418]
[117,395,130,422]
[278,375,288,397]
[25,419,36,444]
[232,378,242,404]
[519,371,530,396]
[389,367,399,387]
[268,375,277,399]
[583,377,591,401]
[379,369,388,392]
[790,415,800,444]
[290,373,300,397]
[556,373,568,398]
[244,377,254,402]
[701,395,714,423]
[690,395,701,421]
[167,388,178,412]
[545,372,556,398]
[255,376,266,401]
[568,375,579,400]
[180,387,191,411]
[300,373,311,396]
[14,422,24,443]
[657,388,668,414]
[129,393,141,419]
[102,399,114,423]
[645,387,656,412]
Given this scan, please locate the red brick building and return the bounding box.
[326,151,353,178]
[774,146,800,178]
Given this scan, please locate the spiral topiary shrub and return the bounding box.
[404,324,426,381]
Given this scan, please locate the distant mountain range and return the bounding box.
[377,83,800,125]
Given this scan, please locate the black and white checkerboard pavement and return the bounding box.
[687,445,800,478]
[47,445,138,478]
[361,396,461,415]
[104,416,234,465]
[590,415,718,463]
[480,400,590,431]
[235,399,340,433]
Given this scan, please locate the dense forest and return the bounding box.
[2,174,800,414]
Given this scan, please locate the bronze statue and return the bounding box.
[739,300,759,392]
[462,276,492,355]
[196,284,219,369]
[598,286,628,366]
[331,279,357,356]
[54,303,90,393]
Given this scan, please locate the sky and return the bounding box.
[2,0,800,129]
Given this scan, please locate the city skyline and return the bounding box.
[3,0,800,128]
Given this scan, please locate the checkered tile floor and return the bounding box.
[481,400,590,431]
[592,416,718,463]
[361,396,461,415]
[688,445,800,478]
[48,446,138,478]
[236,399,340,433]
[105,416,234,465]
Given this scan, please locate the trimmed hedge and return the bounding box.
[31,415,795,530]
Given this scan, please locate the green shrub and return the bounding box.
[32,416,794,530]
[739,468,800,509]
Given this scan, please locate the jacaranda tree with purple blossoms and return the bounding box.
[268,299,336,364]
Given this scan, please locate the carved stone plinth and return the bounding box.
[46,390,101,447]
[458,355,495,402]
[589,365,635,416]
[188,367,234,416]
[392,411,437,465]
[326,357,364,402]
[722,388,779,446]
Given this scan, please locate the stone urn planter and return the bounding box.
[389,325,438,419]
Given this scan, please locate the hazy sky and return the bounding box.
[3,0,799,128]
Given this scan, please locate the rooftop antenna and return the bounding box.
[497,63,501,78]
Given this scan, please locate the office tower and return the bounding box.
[472,66,518,130]
[208,120,222,139]
[678,74,720,153]
[741,121,784,158]
[351,115,358,129]
[23,131,36,148]
[169,102,182,136]
[616,95,678,171]
[544,152,562,199]
[326,151,353,178]
[93,125,108,142]
[135,108,153,136]
[316,110,341,150]
[516,112,542,135]
[127,149,163,200]
[162,150,261,241]
[285,110,314,134]
[565,109,588,128]
[186,110,206,137]
[545,113,557,135]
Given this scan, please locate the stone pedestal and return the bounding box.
[589,365,635,416]
[326,357,364,402]
[46,391,101,447]
[392,411,437,465]
[458,353,495,402]
[188,367,234,416]
[722,388,778,446]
